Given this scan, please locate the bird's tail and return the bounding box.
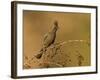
[35,48,46,59]
[35,52,43,59]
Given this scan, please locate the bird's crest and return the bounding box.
[54,21,58,26]
[49,20,59,32]
[54,20,59,29]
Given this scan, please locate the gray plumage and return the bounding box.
[35,21,59,59]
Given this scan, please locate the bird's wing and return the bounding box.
[43,33,48,42]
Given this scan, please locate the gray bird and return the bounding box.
[35,21,59,59]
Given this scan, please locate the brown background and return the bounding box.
[23,10,91,69]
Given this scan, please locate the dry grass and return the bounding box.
[24,40,89,69]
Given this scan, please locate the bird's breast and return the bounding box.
[43,32,56,48]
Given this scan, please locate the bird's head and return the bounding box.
[54,21,59,30]
[50,20,59,33]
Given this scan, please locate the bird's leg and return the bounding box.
[51,44,56,56]
[42,47,46,52]
[50,44,60,58]
[41,47,48,59]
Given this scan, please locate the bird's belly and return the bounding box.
[43,34,55,48]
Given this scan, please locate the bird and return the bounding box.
[35,21,59,59]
